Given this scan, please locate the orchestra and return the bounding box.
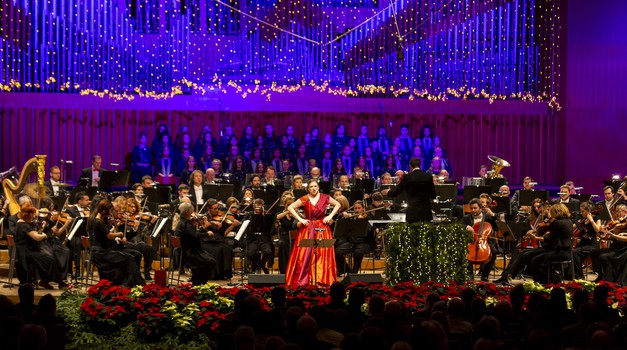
[3,122,627,288]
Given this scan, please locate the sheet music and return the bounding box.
[235,219,250,241]
[151,217,169,238]
[67,218,84,242]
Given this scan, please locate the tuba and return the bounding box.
[2,155,47,215]
[487,155,510,179]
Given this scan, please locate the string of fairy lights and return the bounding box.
[0,0,561,109]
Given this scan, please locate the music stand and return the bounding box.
[144,186,172,214]
[571,194,593,203]
[485,178,507,194]
[318,181,331,194]
[293,189,307,199]
[298,236,336,286]
[68,186,97,204]
[503,221,532,242]
[563,201,579,217]
[519,190,549,206]
[252,189,280,213]
[151,217,170,270]
[463,185,492,203]
[342,190,365,204]
[597,204,613,221]
[98,170,130,191]
[206,184,235,202]
[353,178,375,194]
[435,184,457,203]
[493,197,512,215]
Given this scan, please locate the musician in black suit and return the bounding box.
[382,158,435,223]
[463,198,499,281]
[551,184,580,213]
[80,155,105,188]
[43,166,63,196]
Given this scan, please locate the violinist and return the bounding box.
[222,197,243,244]
[494,202,553,285]
[335,200,373,275]
[122,199,156,281]
[38,197,72,283]
[86,199,145,287]
[171,184,190,216]
[276,194,297,274]
[15,203,68,289]
[572,202,602,279]
[66,191,91,280]
[173,202,217,285]
[245,198,274,274]
[595,204,627,283]
[201,199,234,280]
[530,203,574,284]
[463,198,498,282]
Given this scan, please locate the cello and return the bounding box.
[467,209,492,264]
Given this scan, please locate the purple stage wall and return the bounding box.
[561,0,627,193]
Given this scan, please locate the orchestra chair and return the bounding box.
[168,236,184,286]
[80,236,96,285]
[5,235,17,287]
[548,250,575,283]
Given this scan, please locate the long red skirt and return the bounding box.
[284,220,337,287]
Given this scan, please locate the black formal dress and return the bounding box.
[88,218,145,287]
[17,221,64,286]
[174,218,217,285]
[386,169,436,223]
[201,220,233,280]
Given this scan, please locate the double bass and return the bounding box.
[467,210,492,264]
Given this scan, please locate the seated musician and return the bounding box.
[595,204,627,283]
[202,199,234,280]
[334,200,373,275]
[511,176,535,212]
[245,198,274,274]
[38,197,72,284]
[464,198,498,282]
[552,184,580,209]
[223,197,243,245]
[336,175,350,191]
[15,204,69,289]
[572,202,602,279]
[276,194,298,274]
[122,199,156,281]
[529,203,574,284]
[174,202,217,285]
[495,201,553,285]
[66,191,91,280]
[87,200,145,287]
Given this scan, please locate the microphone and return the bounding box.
[529,182,538,186]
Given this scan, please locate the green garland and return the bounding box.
[383,222,472,285]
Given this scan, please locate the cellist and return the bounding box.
[463,198,498,282]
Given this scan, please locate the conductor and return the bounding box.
[382,158,436,223]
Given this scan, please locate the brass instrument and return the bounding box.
[487,155,510,178]
[2,155,47,215]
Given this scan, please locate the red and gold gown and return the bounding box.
[285,194,337,287]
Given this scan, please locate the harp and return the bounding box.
[2,155,47,215]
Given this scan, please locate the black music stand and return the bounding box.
[597,204,613,221]
[293,189,307,199]
[353,179,375,193]
[503,221,532,242]
[519,190,549,206]
[571,194,594,203]
[342,190,365,204]
[493,197,512,216]
[463,185,492,203]
[298,236,336,286]
[485,178,507,194]
[98,170,130,191]
[252,189,280,213]
[206,184,235,203]
[318,181,331,194]
[144,186,172,215]
[371,210,390,220]
[68,186,97,204]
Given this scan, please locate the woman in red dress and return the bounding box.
[286,179,341,287]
